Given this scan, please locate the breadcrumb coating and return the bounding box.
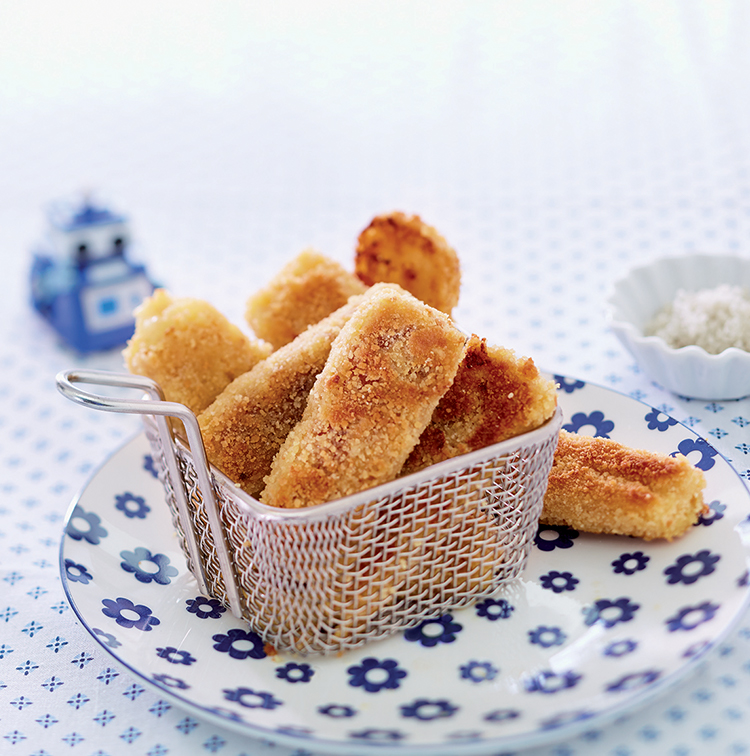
[354,211,461,315]
[245,249,366,349]
[123,289,271,415]
[401,335,558,475]
[199,296,363,496]
[541,430,707,541]
[261,283,467,508]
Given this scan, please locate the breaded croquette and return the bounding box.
[354,211,461,315]
[245,249,366,349]
[123,289,272,416]
[261,283,467,508]
[199,296,363,497]
[541,430,707,541]
[401,335,558,475]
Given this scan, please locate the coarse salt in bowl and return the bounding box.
[606,253,750,400]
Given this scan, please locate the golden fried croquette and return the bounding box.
[199,296,363,497]
[245,249,366,349]
[123,289,272,415]
[401,335,558,475]
[261,283,467,508]
[354,211,461,315]
[541,430,707,541]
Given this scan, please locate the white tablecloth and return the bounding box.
[1,3,749,754]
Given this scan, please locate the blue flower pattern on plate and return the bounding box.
[223,687,282,709]
[114,492,150,519]
[101,597,160,631]
[529,626,567,648]
[460,661,499,682]
[120,547,179,585]
[400,698,459,720]
[666,601,720,631]
[672,437,719,471]
[64,559,92,584]
[645,408,679,431]
[57,378,750,753]
[535,524,579,551]
[185,596,226,619]
[276,662,314,683]
[525,670,582,694]
[563,410,615,437]
[347,658,407,692]
[697,500,726,526]
[664,550,721,585]
[612,551,650,575]
[66,505,107,544]
[156,646,196,665]
[212,628,266,659]
[554,375,586,393]
[404,614,462,646]
[584,598,640,628]
[475,598,514,620]
[540,571,579,593]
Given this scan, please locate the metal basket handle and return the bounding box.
[55,369,242,618]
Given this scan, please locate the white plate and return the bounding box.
[60,376,750,755]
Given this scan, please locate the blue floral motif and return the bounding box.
[535,524,579,551]
[697,500,726,527]
[114,492,150,519]
[540,710,596,729]
[666,601,720,631]
[525,669,582,694]
[347,658,407,692]
[143,454,159,478]
[664,550,720,585]
[206,707,244,722]
[484,708,521,723]
[605,669,662,692]
[186,596,226,619]
[275,662,314,684]
[223,687,282,710]
[64,559,92,584]
[584,597,640,628]
[66,505,108,544]
[212,628,266,659]
[645,408,678,431]
[563,411,614,438]
[603,639,638,658]
[155,647,196,665]
[350,729,406,742]
[528,625,567,648]
[459,661,498,683]
[475,598,514,621]
[318,703,357,718]
[92,628,121,648]
[120,547,179,585]
[683,640,712,658]
[555,375,586,393]
[540,570,579,593]
[404,614,462,646]
[153,673,189,690]
[101,597,160,631]
[611,551,650,575]
[400,698,459,721]
[671,438,719,471]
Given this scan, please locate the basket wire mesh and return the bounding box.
[58,368,562,656]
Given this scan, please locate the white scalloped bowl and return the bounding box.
[606,253,750,400]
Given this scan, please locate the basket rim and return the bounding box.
[149,405,563,524]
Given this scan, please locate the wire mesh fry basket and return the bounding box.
[57,369,563,656]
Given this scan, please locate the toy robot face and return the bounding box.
[55,222,130,265]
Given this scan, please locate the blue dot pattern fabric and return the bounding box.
[2,4,750,755]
